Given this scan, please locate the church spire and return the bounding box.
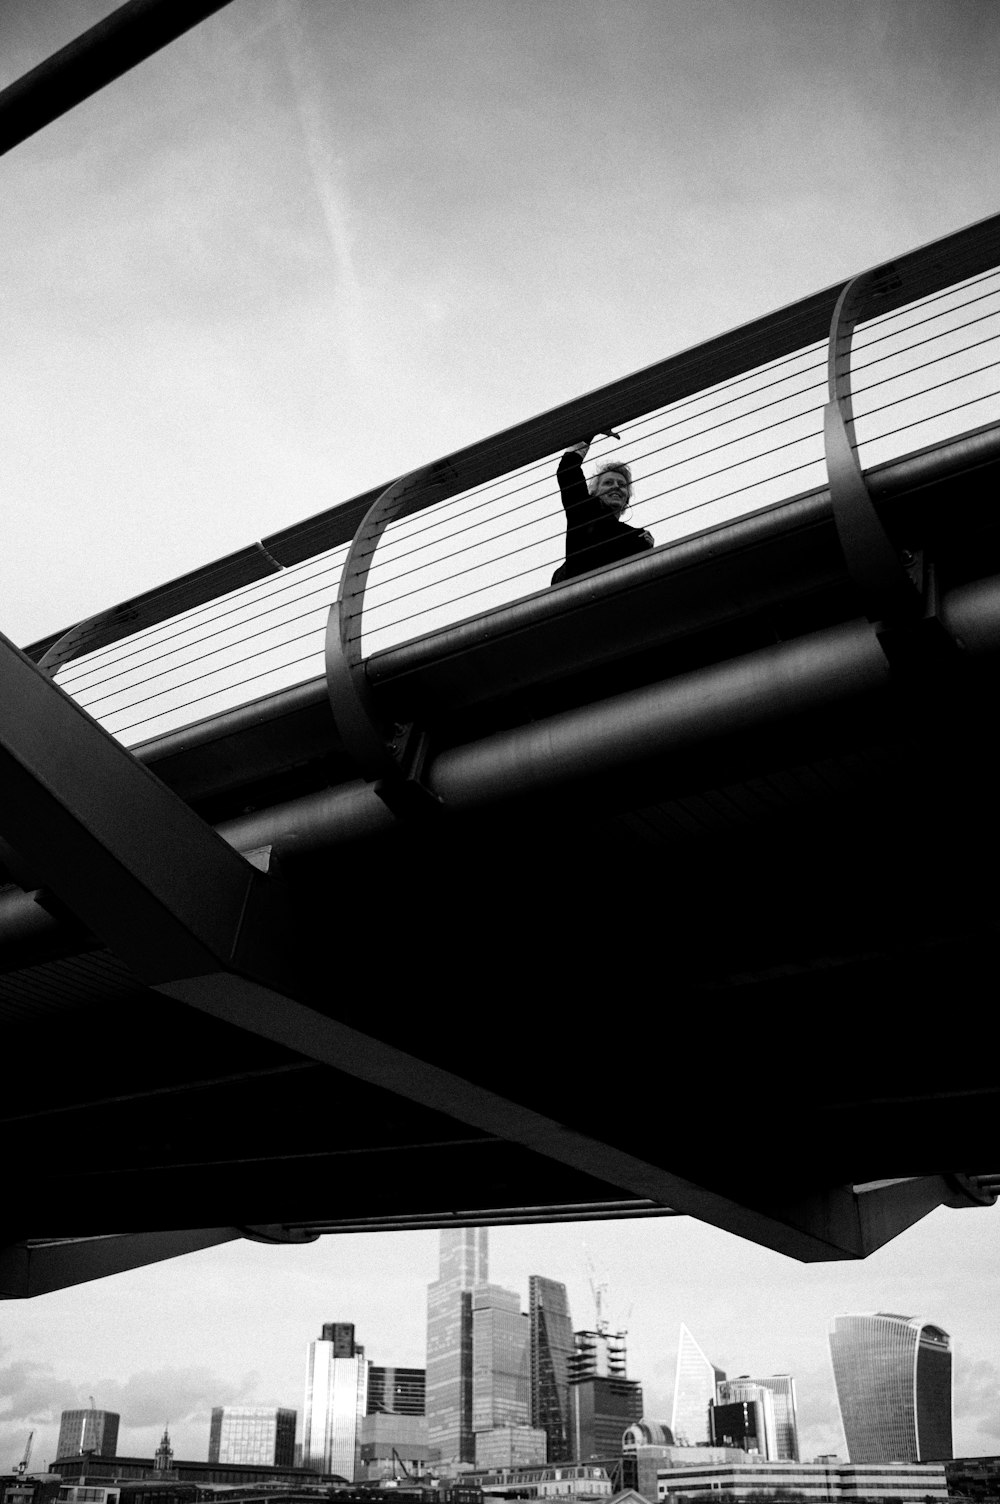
[154,1427,173,1472]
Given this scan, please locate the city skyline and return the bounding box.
[2,1209,997,1475]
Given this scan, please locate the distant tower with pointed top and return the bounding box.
[529,1275,575,1464]
[154,1428,174,1473]
[671,1324,725,1446]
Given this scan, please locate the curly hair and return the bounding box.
[591,460,634,495]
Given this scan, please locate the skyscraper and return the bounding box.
[56,1410,120,1460]
[426,1227,489,1467]
[529,1275,575,1464]
[829,1313,953,1462]
[302,1320,369,1479]
[712,1381,777,1458]
[367,1366,426,1416]
[569,1329,643,1464]
[472,1284,531,1433]
[743,1375,799,1461]
[671,1325,725,1447]
[208,1407,297,1467]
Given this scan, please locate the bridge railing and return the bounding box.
[24,211,1000,747]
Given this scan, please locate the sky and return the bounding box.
[1,0,999,1480]
[3,0,1000,651]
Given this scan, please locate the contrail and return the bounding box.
[279,12,370,375]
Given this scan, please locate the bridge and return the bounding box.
[1,2,999,1297]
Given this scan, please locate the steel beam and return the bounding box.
[0,0,234,159]
[0,628,292,989]
[0,1229,240,1299]
[0,623,992,1264]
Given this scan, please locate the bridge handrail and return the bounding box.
[24,207,1000,675]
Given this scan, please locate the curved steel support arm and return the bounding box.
[824,270,923,626]
[36,610,114,677]
[325,459,458,793]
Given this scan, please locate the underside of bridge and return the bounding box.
[1,0,998,1298]
[2,404,999,1296]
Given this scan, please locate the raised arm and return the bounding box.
[556,437,594,513]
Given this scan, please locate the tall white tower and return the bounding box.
[302,1322,369,1479]
[671,1324,725,1446]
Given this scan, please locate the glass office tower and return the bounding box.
[529,1275,575,1464]
[671,1324,725,1446]
[752,1375,800,1461]
[208,1406,296,1466]
[472,1285,531,1433]
[712,1381,777,1458]
[302,1321,369,1478]
[426,1228,489,1466]
[829,1313,953,1462]
[367,1366,426,1415]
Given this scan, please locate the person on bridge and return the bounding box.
[551,433,654,585]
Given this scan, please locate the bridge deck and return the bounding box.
[2,212,1000,1294]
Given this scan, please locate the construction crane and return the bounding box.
[14,1431,34,1479]
[583,1246,610,1334]
[82,1395,98,1454]
[391,1448,431,1485]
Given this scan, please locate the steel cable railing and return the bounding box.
[366,359,828,585]
[49,256,1000,745]
[369,344,830,560]
[356,273,1000,651]
[55,547,345,693]
[358,348,828,604]
[361,274,1000,581]
[365,387,827,596]
[60,559,346,702]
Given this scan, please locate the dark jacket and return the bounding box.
[551,449,653,584]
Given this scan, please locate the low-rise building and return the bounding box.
[474,1427,547,1470]
[622,1445,746,1500]
[469,1462,613,1498]
[944,1456,1000,1502]
[358,1412,430,1481]
[651,1459,947,1503]
[51,1455,345,1490]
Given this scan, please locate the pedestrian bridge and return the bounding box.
[3,208,1000,1297]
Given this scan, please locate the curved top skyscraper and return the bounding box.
[829,1313,953,1463]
